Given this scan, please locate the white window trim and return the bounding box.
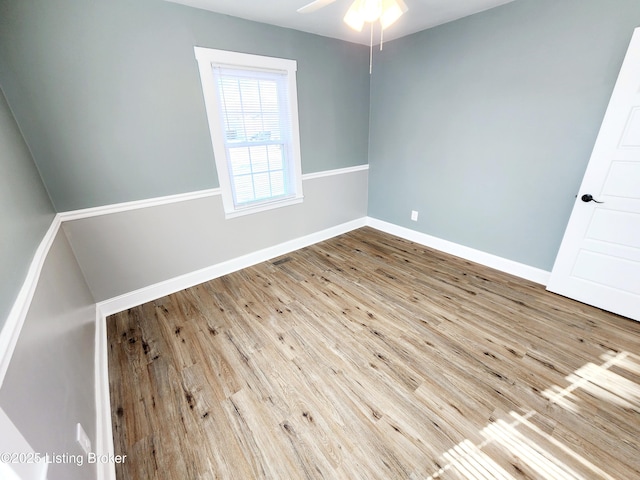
[194,47,304,219]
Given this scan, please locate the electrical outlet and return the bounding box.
[76,423,92,455]
[411,210,419,222]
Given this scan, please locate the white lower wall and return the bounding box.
[0,406,48,480]
[63,167,370,302]
[0,229,97,480]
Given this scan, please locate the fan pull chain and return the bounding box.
[369,22,373,74]
[380,26,384,51]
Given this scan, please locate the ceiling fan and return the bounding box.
[297,0,408,73]
[297,0,408,33]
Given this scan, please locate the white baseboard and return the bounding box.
[96,215,551,319]
[366,217,551,286]
[97,217,367,316]
[0,215,61,389]
[94,305,116,480]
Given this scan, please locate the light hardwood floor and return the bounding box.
[107,227,640,479]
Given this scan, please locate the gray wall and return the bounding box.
[368,0,640,271]
[0,87,55,331]
[0,229,97,480]
[0,0,370,212]
[64,169,368,301]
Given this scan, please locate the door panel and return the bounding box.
[547,28,640,321]
[620,107,640,146]
[572,250,640,294]
[587,209,640,247]
[602,161,640,198]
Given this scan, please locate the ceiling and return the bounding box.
[166,0,516,46]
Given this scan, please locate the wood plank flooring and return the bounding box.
[107,227,640,479]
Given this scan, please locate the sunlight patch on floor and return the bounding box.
[427,351,639,479]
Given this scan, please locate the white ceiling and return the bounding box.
[166,0,516,46]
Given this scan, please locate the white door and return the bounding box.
[547,28,640,322]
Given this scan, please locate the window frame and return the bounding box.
[194,47,304,218]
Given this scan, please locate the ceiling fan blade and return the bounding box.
[297,0,338,14]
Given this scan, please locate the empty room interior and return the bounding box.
[1,0,640,479]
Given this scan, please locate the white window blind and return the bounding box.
[213,67,293,207]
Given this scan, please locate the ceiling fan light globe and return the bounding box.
[360,0,382,22]
[380,0,407,29]
[344,1,365,31]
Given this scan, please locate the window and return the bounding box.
[194,47,303,218]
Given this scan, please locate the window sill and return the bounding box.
[223,195,304,219]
